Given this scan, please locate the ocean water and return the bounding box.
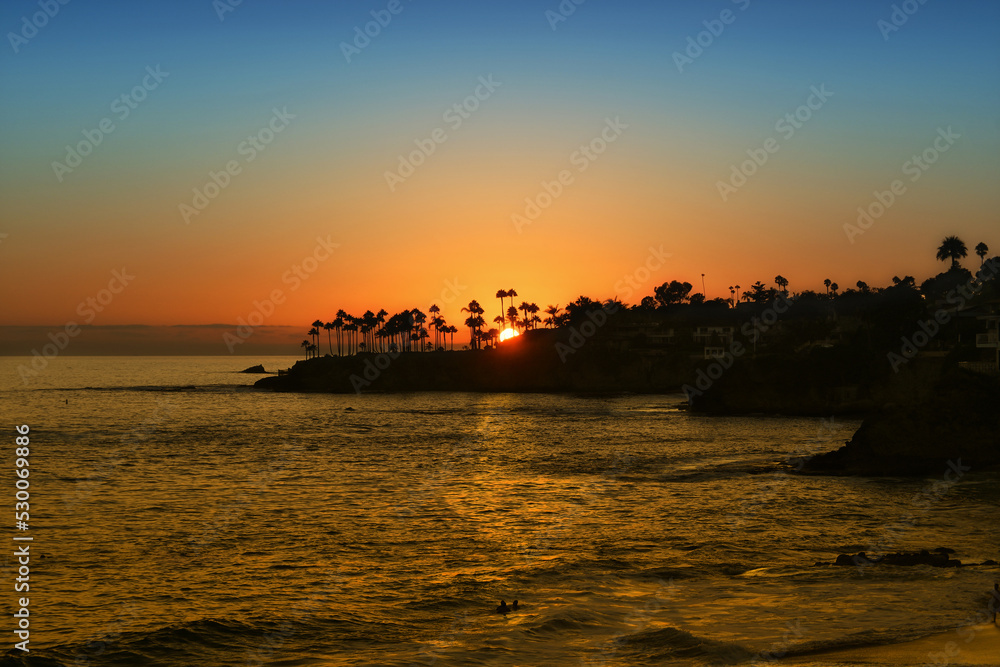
[1,356,998,666]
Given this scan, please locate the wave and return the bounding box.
[614,626,753,664]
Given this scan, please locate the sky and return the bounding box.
[1,0,999,352]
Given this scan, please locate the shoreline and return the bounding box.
[784,623,1000,666]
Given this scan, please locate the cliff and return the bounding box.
[804,366,1000,475]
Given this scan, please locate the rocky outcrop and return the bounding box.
[239,364,266,373]
[805,366,1000,475]
[255,330,699,394]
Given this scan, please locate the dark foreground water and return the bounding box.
[1,357,997,666]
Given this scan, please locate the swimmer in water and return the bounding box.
[496,600,509,614]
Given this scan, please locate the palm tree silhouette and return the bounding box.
[830,282,839,296]
[462,300,485,349]
[544,304,560,328]
[323,322,334,356]
[774,275,788,296]
[335,310,348,356]
[823,279,831,297]
[495,290,508,329]
[311,320,323,351]
[307,326,320,355]
[527,303,540,330]
[429,304,441,348]
[975,242,989,266]
[936,236,967,270]
[301,339,311,360]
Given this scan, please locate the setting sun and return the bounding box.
[498,328,520,342]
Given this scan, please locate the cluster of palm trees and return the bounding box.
[299,292,569,358]
[493,289,546,334]
[300,308,460,359]
[719,237,990,308]
[298,237,992,358]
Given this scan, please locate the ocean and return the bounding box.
[1,356,997,666]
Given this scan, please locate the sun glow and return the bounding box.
[498,328,520,342]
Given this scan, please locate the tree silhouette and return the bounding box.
[462,300,485,350]
[544,304,560,328]
[653,281,692,307]
[975,242,989,266]
[506,306,520,331]
[774,275,788,296]
[311,320,323,351]
[936,236,967,270]
[323,321,334,355]
[823,279,831,297]
[495,289,508,329]
[301,339,311,360]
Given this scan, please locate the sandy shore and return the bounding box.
[784,623,1000,666]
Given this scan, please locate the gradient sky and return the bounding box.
[2,0,999,342]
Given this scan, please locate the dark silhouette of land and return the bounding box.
[256,237,1000,475]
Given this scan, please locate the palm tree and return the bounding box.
[461,300,485,349]
[506,306,519,331]
[527,303,540,330]
[823,279,831,297]
[335,310,348,356]
[830,282,839,296]
[311,320,324,351]
[544,305,560,328]
[495,290,508,329]
[975,242,989,266]
[518,301,531,330]
[323,321,334,356]
[301,339,311,360]
[936,236,967,270]
[428,304,441,348]
[376,309,388,353]
[774,275,788,296]
[307,326,319,354]
[728,285,735,308]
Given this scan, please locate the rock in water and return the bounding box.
[805,366,1000,476]
[240,364,266,373]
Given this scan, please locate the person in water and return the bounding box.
[511,600,519,610]
[496,600,509,613]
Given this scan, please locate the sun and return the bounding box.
[498,328,520,342]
